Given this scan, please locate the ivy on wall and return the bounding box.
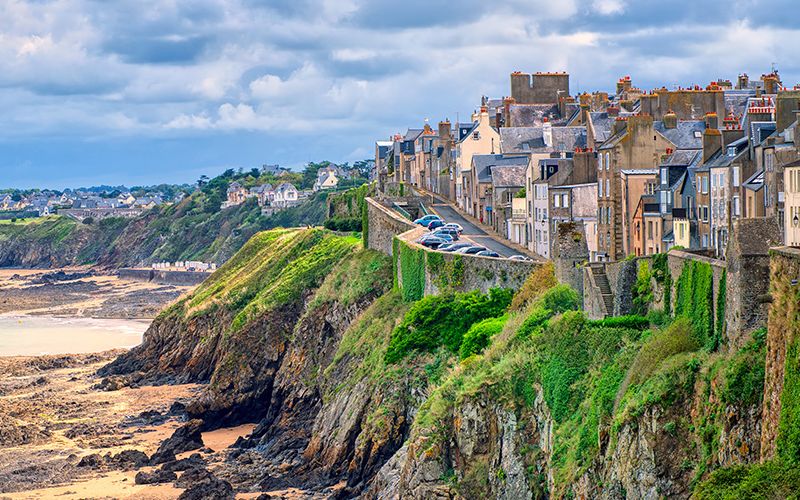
[652,253,671,315]
[674,260,716,351]
[362,200,369,248]
[715,270,727,348]
[398,240,426,302]
[631,261,654,316]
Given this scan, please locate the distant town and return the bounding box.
[374,70,800,261]
[0,160,373,222]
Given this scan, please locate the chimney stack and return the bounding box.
[703,128,723,163]
[704,112,719,130]
[543,120,553,148]
[738,73,749,90]
[612,117,627,135]
[663,110,678,129]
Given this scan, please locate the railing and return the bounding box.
[392,203,413,220]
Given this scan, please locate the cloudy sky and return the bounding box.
[2,0,799,188]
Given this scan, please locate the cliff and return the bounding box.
[0,192,327,269]
[98,230,795,497]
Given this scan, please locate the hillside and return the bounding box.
[0,192,328,269]
[96,226,800,498]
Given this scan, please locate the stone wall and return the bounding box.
[761,246,800,460]
[118,268,209,286]
[395,228,538,298]
[552,222,589,302]
[365,197,416,256]
[725,217,782,350]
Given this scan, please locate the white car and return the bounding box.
[508,255,533,261]
[442,223,463,233]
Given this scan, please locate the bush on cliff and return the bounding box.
[384,287,513,364]
[459,315,508,360]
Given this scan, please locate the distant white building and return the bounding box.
[314,167,339,191]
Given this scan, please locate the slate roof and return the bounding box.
[499,126,587,153]
[404,129,423,142]
[654,120,705,149]
[663,149,702,166]
[724,90,754,123]
[749,121,776,145]
[743,169,764,191]
[472,154,529,184]
[508,104,563,127]
[491,165,527,188]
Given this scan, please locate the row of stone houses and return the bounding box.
[1,189,171,217]
[376,69,800,262]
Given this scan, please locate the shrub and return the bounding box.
[720,327,766,406]
[398,241,426,302]
[385,287,513,363]
[323,216,362,232]
[674,260,715,350]
[510,262,557,311]
[587,315,649,331]
[694,461,800,500]
[539,284,580,314]
[620,317,699,392]
[459,315,508,359]
[82,217,95,225]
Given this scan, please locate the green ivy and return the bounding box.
[361,199,369,248]
[674,260,716,350]
[399,241,426,302]
[426,252,466,291]
[631,261,653,316]
[778,338,800,464]
[715,270,727,347]
[652,253,671,315]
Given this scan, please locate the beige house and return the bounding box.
[784,160,800,246]
[454,106,500,214]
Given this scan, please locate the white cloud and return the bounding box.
[593,0,625,15]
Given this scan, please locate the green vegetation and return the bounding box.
[631,261,653,316]
[652,253,671,314]
[778,337,800,464]
[323,216,362,232]
[459,315,508,359]
[426,252,466,290]
[385,288,513,363]
[674,260,717,350]
[398,241,426,301]
[720,328,766,406]
[694,461,800,500]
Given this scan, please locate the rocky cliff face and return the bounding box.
[99,229,774,498]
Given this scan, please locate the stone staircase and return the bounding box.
[590,264,614,316]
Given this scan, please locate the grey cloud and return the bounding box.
[103,35,214,64]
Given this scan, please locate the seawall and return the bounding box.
[118,268,209,286]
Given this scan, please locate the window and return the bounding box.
[605,153,610,171]
[733,166,740,187]
[701,176,709,194]
[702,234,709,248]
[661,168,668,185]
[733,196,740,217]
[678,223,685,239]
[472,131,480,140]
[606,179,610,198]
[598,156,603,171]
[554,194,560,207]
[563,194,569,208]
[647,221,653,239]
[598,180,603,198]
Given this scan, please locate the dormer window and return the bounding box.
[727,147,736,157]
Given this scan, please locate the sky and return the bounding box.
[2,0,800,189]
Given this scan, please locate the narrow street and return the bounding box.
[428,201,526,258]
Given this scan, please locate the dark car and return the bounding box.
[456,246,488,255]
[427,219,446,231]
[419,236,447,248]
[477,250,501,258]
[433,228,460,240]
[439,242,472,252]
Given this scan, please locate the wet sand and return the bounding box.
[0,315,149,357]
[0,268,196,319]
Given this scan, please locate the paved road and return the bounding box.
[429,203,522,257]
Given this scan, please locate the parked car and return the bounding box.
[439,242,472,252]
[414,214,441,226]
[419,236,447,248]
[427,219,446,230]
[508,255,532,261]
[430,232,454,243]
[477,250,501,258]
[432,228,460,240]
[456,246,487,255]
[442,223,463,233]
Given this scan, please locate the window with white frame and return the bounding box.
[563,194,569,208]
[733,166,740,187]
[554,194,560,207]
